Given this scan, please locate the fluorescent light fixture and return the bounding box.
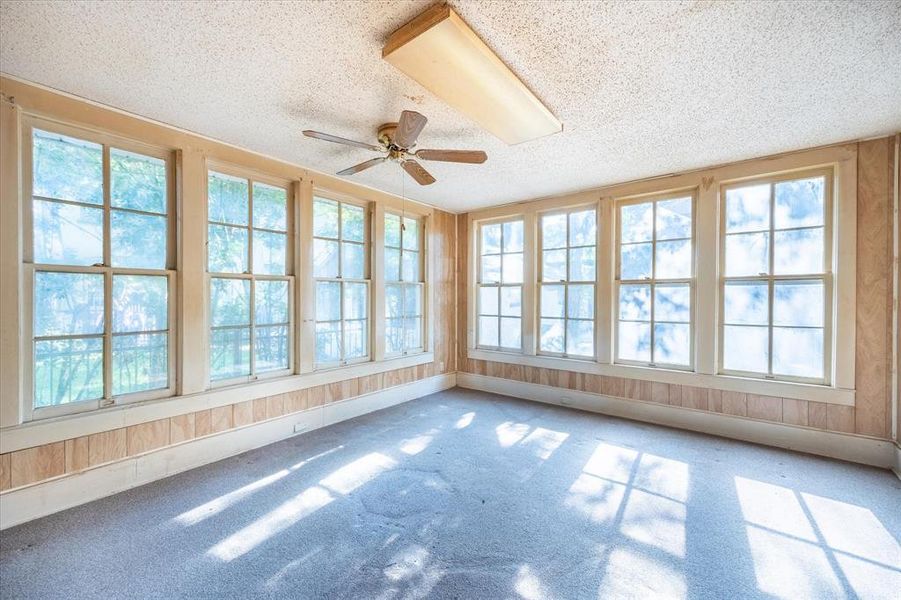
[383,4,562,145]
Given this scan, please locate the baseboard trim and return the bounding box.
[457,373,895,469]
[893,443,901,481]
[0,373,455,530]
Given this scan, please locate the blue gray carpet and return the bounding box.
[1,387,900,599]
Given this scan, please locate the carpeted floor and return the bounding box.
[1,387,900,599]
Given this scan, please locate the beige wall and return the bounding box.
[458,137,898,442]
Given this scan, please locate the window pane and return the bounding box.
[481,254,501,283]
[210,278,250,326]
[208,172,248,225]
[775,177,824,229]
[773,281,823,327]
[542,249,566,281]
[478,316,499,347]
[541,214,567,249]
[655,239,691,279]
[479,286,499,316]
[404,284,421,317]
[344,282,368,320]
[403,217,419,251]
[502,252,523,284]
[386,318,404,354]
[313,198,339,238]
[540,284,565,318]
[481,223,501,254]
[110,149,166,213]
[113,275,168,333]
[619,284,650,321]
[621,242,652,280]
[33,130,102,205]
[773,327,823,379]
[567,284,594,319]
[255,324,289,372]
[208,224,248,273]
[252,183,287,231]
[252,230,286,275]
[316,281,341,322]
[343,319,367,358]
[313,238,339,278]
[500,286,521,317]
[774,228,823,275]
[342,242,365,279]
[34,337,103,407]
[111,210,167,269]
[386,283,404,318]
[210,327,250,379]
[385,214,401,248]
[722,325,768,373]
[540,318,564,353]
[724,282,768,325]
[33,199,103,265]
[726,184,769,233]
[656,197,692,240]
[566,320,594,357]
[402,250,419,282]
[654,284,690,322]
[405,317,423,350]
[503,220,523,252]
[724,232,769,276]
[621,203,653,243]
[113,332,168,395]
[654,323,690,366]
[385,247,401,281]
[500,317,521,349]
[618,321,651,362]
[342,204,365,242]
[569,210,596,246]
[315,321,341,363]
[34,271,104,336]
[255,279,289,325]
[569,246,596,281]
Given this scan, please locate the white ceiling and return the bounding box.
[2,1,900,212]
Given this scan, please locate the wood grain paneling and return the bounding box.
[747,394,782,422]
[65,436,90,473]
[0,452,10,491]
[721,391,748,417]
[808,401,828,429]
[127,419,170,456]
[10,442,65,487]
[88,429,126,466]
[782,398,809,427]
[681,386,708,411]
[252,398,267,422]
[194,410,212,437]
[233,400,253,428]
[210,406,233,433]
[707,389,723,413]
[266,394,285,419]
[170,413,196,443]
[827,404,855,434]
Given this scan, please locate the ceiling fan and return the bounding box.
[303,110,487,186]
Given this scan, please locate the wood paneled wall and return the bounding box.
[458,137,898,442]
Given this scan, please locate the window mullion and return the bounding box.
[768,183,775,377]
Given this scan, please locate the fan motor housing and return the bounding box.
[377,122,399,146]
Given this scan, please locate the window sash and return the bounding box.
[314,278,371,368]
[476,218,524,350]
[384,281,425,357]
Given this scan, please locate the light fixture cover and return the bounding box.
[383,4,562,146]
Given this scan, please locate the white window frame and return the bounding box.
[537,205,599,360]
[476,216,525,352]
[205,164,295,388]
[718,167,834,385]
[21,118,177,421]
[615,191,696,370]
[311,194,371,369]
[383,210,425,357]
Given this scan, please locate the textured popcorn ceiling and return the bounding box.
[2,1,900,212]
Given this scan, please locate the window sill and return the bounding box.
[1,352,434,454]
[467,349,854,406]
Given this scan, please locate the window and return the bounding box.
[616,194,694,368]
[538,208,597,357]
[477,219,523,350]
[720,171,830,382]
[29,127,173,410]
[207,171,291,381]
[313,196,369,367]
[385,212,424,356]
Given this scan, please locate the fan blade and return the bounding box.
[337,156,387,176]
[394,111,428,148]
[415,149,487,164]
[401,160,436,185]
[302,130,382,152]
